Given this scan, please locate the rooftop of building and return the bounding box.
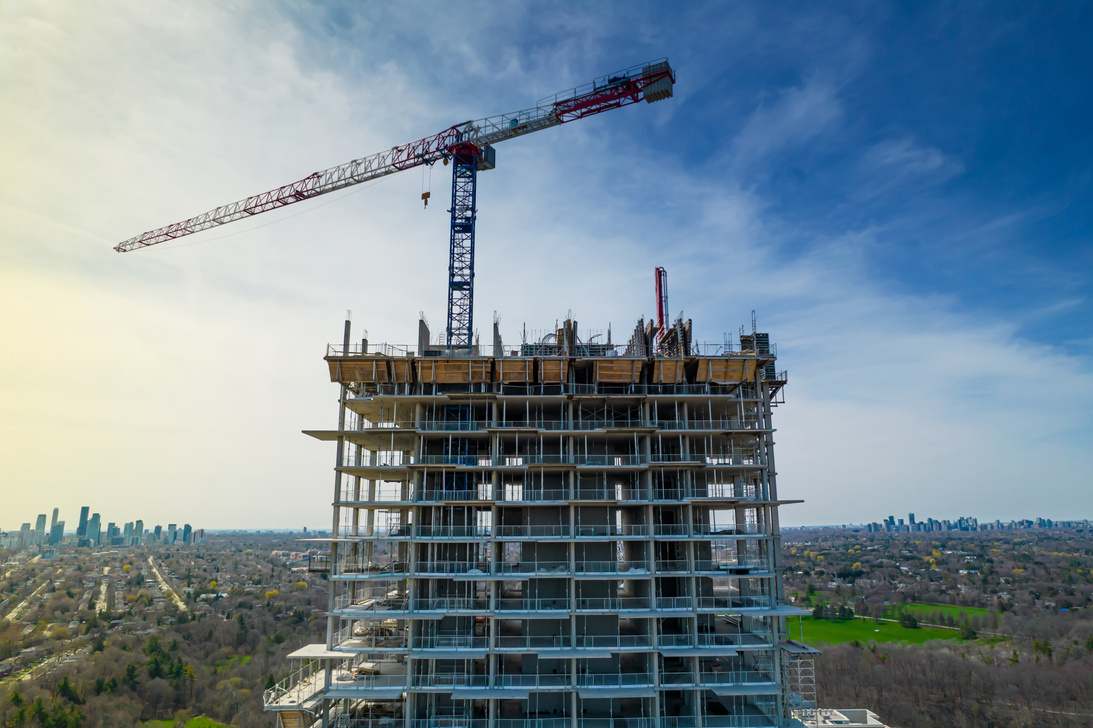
[323,316,786,395]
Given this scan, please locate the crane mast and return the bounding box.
[114,59,676,350]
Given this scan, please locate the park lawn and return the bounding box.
[214,654,252,671]
[143,718,233,728]
[896,602,992,620]
[793,616,960,646]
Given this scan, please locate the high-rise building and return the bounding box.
[154,524,163,542]
[183,524,193,544]
[87,513,101,546]
[49,520,65,546]
[264,316,815,728]
[34,514,47,535]
[77,506,90,537]
[50,508,59,530]
[135,520,144,545]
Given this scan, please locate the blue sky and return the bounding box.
[1,1,1090,528]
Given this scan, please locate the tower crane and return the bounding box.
[114,59,676,350]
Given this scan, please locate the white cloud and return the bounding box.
[730,79,843,170]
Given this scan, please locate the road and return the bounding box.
[4,573,54,622]
[147,556,188,613]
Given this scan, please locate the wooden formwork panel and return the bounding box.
[327,357,391,384]
[593,359,643,384]
[497,358,535,383]
[651,359,687,384]
[417,358,492,384]
[390,359,415,384]
[538,358,569,383]
[694,358,756,384]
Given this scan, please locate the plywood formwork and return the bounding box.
[592,358,643,383]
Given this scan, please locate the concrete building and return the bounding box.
[264,316,815,728]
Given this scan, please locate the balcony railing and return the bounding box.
[415,525,492,539]
[574,561,649,575]
[334,625,408,651]
[330,672,408,689]
[414,597,489,612]
[575,597,652,611]
[577,634,654,649]
[264,660,325,709]
[342,484,763,505]
[332,593,410,613]
[576,672,654,687]
[413,635,489,650]
[695,595,771,610]
[659,669,775,687]
[497,597,569,611]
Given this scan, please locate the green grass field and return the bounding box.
[143,717,232,728]
[791,616,961,646]
[890,602,992,621]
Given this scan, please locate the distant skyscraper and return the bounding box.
[168,524,177,543]
[87,513,101,546]
[34,514,46,534]
[50,508,59,529]
[134,519,144,545]
[182,524,192,544]
[49,521,64,546]
[77,506,89,537]
[909,513,916,525]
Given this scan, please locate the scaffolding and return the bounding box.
[265,315,810,728]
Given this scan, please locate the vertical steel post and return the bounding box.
[446,144,478,350]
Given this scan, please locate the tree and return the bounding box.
[123,663,140,689]
[898,611,919,629]
[54,675,83,705]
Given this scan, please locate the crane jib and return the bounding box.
[112,58,675,348]
[113,59,673,253]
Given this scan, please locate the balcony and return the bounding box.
[575,597,652,612]
[497,597,569,612]
[331,561,409,578]
[574,561,649,576]
[414,525,492,540]
[576,672,654,688]
[659,669,776,688]
[332,593,410,614]
[413,635,489,650]
[264,660,326,710]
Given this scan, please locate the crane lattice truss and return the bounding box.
[114,59,675,349]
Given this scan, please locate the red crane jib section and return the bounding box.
[119,63,672,250]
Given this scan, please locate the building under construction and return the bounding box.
[263,312,817,728]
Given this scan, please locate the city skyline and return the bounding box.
[2,503,200,547]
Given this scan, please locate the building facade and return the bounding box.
[265,317,814,728]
